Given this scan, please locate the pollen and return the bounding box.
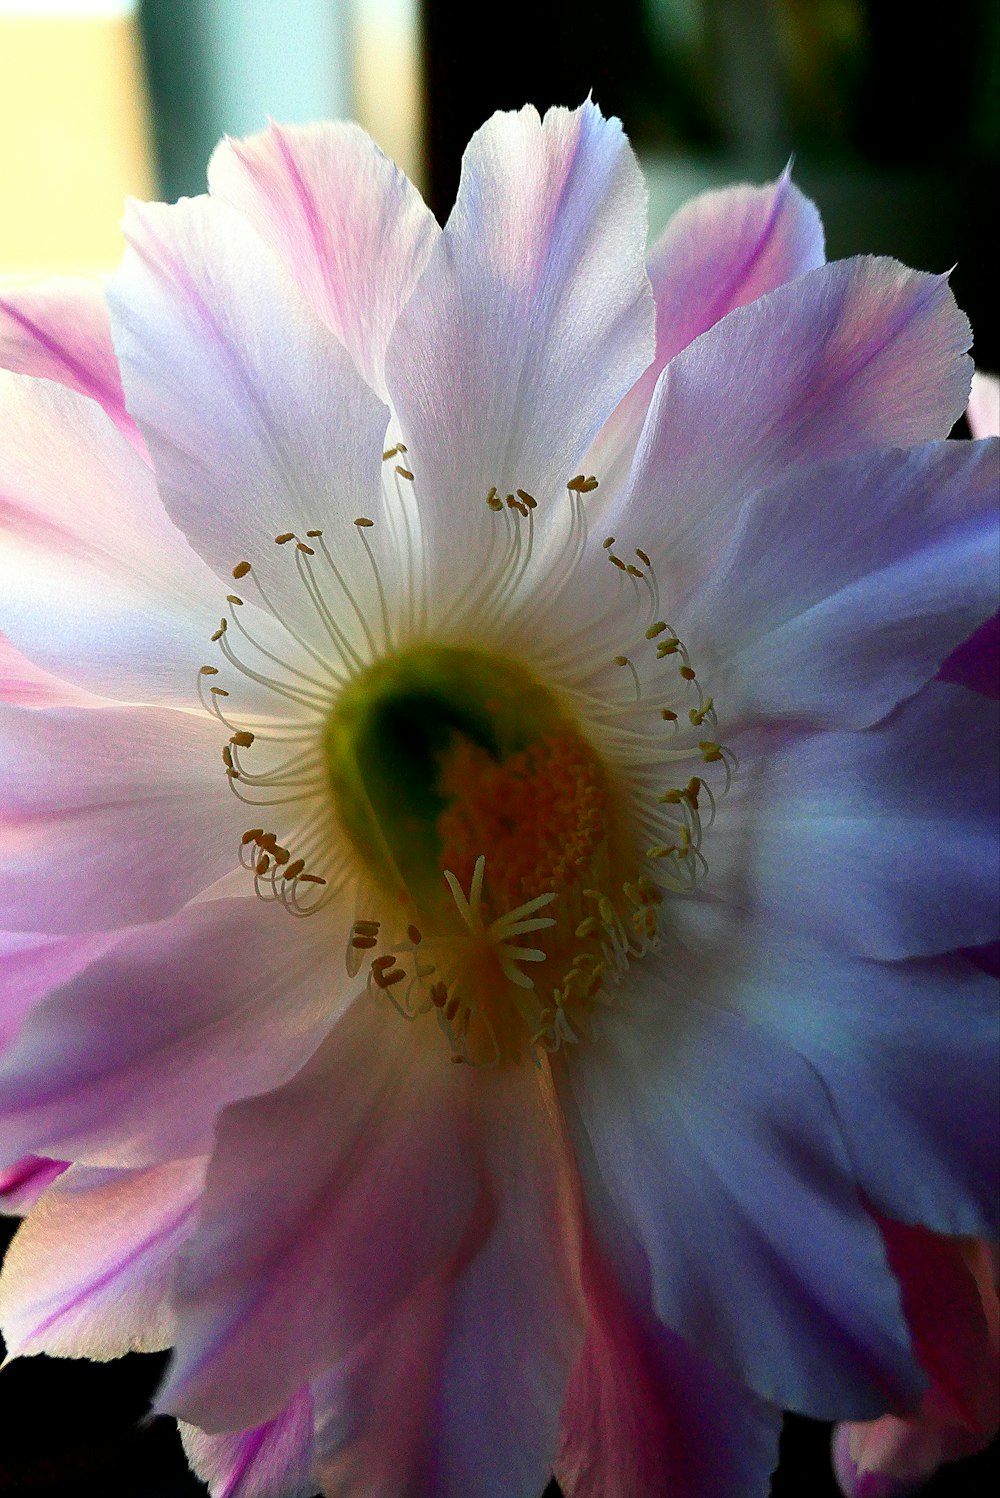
[435,729,608,915]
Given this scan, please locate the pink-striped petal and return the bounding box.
[588,166,824,492]
[157,991,482,1433]
[179,1387,316,1498]
[0,895,340,1169]
[0,277,141,446]
[616,256,973,607]
[556,1230,780,1498]
[108,194,390,632]
[0,1158,203,1360]
[0,702,246,934]
[0,371,224,706]
[0,1156,67,1216]
[208,121,438,400]
[385,100,654,612]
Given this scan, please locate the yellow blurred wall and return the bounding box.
[0,10,153,274]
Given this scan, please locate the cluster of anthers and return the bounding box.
[195,447,735,1063]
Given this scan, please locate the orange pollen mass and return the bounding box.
[435,729,608,917]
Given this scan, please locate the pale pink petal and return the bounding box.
[0,632,106,709]
[385,100,654,614]
[0,1158,204,1360]
[0,895,340,1168]
[967,369,1000,438]
[715,682,1000,961]
[208,121,439,400]
[0,1156,67,1215]
[1,929,115,1050]
[0,276,141,446]
[0,371,225,706]
[179,1387,317,1498]
[556,1230,780,1498]
[682,438,999,729]
[588,166,824,491]
[0,702,247,933]
[157,992,483,1433]
[108,194,391,633]
[311,1063,584,1498]
[616,256,973,607]
[561,952,922,1419]
[418,1063,583,1498]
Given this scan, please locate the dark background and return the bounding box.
[2,0,997,1493]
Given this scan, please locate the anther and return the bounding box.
[226,594,244,605]
[700,740,723,762]
[609,555,627,571]
[274,533,295,545]
[660,708,677,721]
[613,655,629,667]
[211,620,227,641]
[516,489,537,509]
[232,561,252,579]
[647,844,676,860]
[354,920,381,935]
[658,789,682,804]
[602,536,615,549]
[256,854,271,874]
[679,665,697,681]
[407,924,422,945]
[656,638,680,656]
[430,982,448,1007]
[645,621,668,639]
[306,529,323,538]
[230,730,255,747]
[486,487,503,511]
[282,859,305,879]
[382,444,401,460]
[210,687,229,696]
[395,465,415,481]
[298,873,326,885]
[296,542,315,555]
[351,933,378,949]
[354,517,374,528]
[222,745,234,770]
[567,474,587,491]
[579,476,599,493]
[626,564,644,578]
[635,548,651,566]
[200,665,219,676]
[241,828,264,844]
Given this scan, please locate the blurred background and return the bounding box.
[0,1,997,1494]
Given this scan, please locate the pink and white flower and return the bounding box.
[0,103,998,1498]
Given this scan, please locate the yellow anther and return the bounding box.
[635,548,651,566]
[647,844,676,859]
[613,655,629,667]
[226,594,244,606]
[274,532,295,545]
[296,542,315,555]
[395,465,415,481]
[382,444,401,460]
[575,916,600,939]
[609,555,627,571]
[658,789,683,804]
[232,560,251,579]
[306,529,323,538]
[516,488,537,509]
[221,744,234,770]
[700,741,723,763]
[486,487,503,511]
[230,730,255,748]
[567,474,588,491]
[645,621,668,639]
[199,665,219,676]
[354,517,374,528]
[689,698,714,726]
[210,687,229,696]
[660,708,677,721]
[656,638,680,656]
[679,665,697,681]
[211,619,227,641]
[602,536,615,549]
[626,564,644,577]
